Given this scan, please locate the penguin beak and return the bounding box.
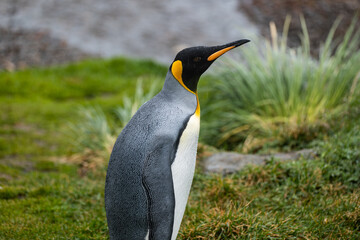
[207,39,250,61]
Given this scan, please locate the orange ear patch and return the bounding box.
[207,46,235,61]
[171,60,194,94]
[171,60,183,82]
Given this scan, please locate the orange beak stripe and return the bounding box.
[207,46,235,61]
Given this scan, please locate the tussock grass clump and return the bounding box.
[203,17,360,152]
[68,106,114,153]
[67,78,162,156]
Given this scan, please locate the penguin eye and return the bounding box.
[193,57,202,62]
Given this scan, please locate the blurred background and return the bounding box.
[1,1,360,239]
[0,0,258,70]
[1,0,358,70]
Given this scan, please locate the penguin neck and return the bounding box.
[161,71,199,115]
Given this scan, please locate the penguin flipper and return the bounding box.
[142,139,175,240]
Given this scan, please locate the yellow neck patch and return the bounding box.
[195,94,200,117]
[171,60,200,117]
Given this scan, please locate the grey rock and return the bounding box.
[271,149,317,162]
[204,149,317,174]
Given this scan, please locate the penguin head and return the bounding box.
[170,39,250,93]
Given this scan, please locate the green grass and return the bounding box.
[1,54,359,239]
[180,126,360,239]
[0,58,167,158]
[0,158,108,239]
[0,57,166,100]
[0,57,167,239]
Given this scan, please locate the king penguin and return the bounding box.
[105,39,250,240]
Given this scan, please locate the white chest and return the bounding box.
[170,114,200,239]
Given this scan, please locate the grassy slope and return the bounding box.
[0,58,359,239]
[0,58,166,239]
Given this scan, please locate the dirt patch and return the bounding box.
[0,155,35,173]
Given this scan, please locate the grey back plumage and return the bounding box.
[105,71,197,240]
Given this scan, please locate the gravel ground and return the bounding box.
[0,0,259,69]
[0,28,92,70]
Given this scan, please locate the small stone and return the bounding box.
[204,152,265,175]
[204,149,317,174]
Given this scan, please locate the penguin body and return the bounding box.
[105,39,249,240]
